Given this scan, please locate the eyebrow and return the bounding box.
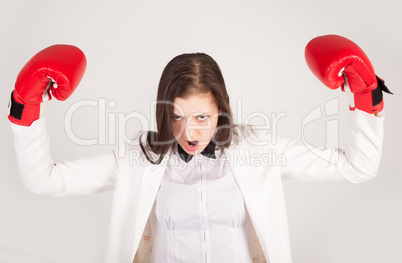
[171,111,212,117]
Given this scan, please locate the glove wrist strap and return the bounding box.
[8,91,41,126]
[354,76,392,114]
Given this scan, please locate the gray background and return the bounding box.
[0,0,400,262]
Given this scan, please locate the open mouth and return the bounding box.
[184,140,199,151]
[187,140,198,146]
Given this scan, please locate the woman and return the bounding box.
[8,35,386,263]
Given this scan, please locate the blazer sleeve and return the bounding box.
[280,109,385,183]
[10,115,119,196]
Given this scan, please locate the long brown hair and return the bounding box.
[141,53,234,164]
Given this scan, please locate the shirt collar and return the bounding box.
[176,140,217,163]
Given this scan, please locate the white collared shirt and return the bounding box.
[149,142,254,263]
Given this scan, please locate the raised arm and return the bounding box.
[280,109,384,183]
[281,35,391,182]
[8,45,118,196]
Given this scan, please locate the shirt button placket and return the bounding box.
[196,155,211,263]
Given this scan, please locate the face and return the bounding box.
[171,92,221,155]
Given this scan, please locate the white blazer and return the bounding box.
[10,109,384,263]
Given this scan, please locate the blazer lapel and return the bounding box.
[129,138,172,261]
[226,143,277,262]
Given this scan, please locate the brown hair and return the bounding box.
[141,53,234,164]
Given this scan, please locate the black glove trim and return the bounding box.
[9,91,24,120]
[372,76,393,106]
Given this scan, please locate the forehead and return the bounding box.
[172,93,218,115]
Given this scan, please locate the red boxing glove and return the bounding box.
[8,45,87,126]
[305,34,392,114]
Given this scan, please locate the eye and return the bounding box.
[171,115,183,121]
[197,115,209,121]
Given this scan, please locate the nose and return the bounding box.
[183,118,198,140]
